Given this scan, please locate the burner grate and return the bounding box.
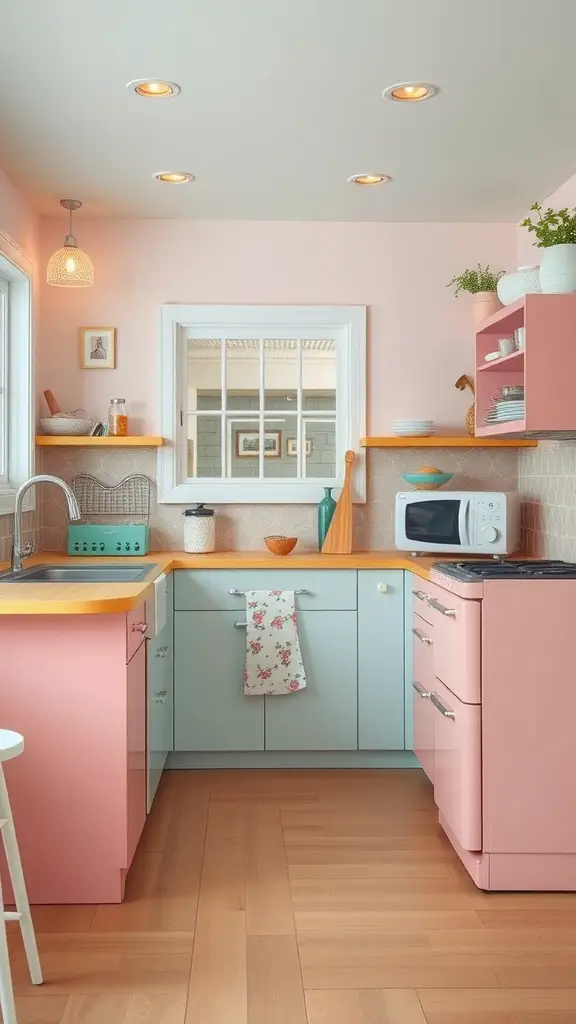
[435,560,576,581]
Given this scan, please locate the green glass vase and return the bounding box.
[317,487,337,550]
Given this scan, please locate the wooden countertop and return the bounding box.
[0,550,507,614]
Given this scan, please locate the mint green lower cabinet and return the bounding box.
[357,570,405,750]
[174,611,264,751]
[265,611,358,750]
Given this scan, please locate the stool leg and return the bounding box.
[0,767,42,985]
[0,867,17,1024]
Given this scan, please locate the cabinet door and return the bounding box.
[412,612,435,780]
[357,571,405,750]
[264,611,357,750]
[147,623,174,811]
[175,611,264,751]
[126,642,147,867]
[431,678,481,852]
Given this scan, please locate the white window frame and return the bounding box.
[158,304,366,504]
[0,231,33,516]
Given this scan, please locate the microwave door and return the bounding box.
[458,498,470,545]
[405,500,461,546]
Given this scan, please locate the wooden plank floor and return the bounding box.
[8,769,576,1023]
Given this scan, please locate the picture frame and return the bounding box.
[287,438,313,456]
[236,430,282,458]
[80,327,116,369]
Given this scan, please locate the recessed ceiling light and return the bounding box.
[127,79,181,98]
[153,171,195,184]
[383,82,437,102]
[347,173,391,186]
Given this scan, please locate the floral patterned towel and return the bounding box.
[243,590,307,696]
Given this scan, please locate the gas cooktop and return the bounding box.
[434,559,576,582]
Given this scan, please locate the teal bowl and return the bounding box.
[402,472,453,489]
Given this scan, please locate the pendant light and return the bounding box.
[46,199,94,287]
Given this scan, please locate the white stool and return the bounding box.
[0,730,42,1024]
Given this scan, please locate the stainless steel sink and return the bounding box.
[0,564,156,583]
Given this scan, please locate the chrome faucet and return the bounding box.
[12,475,81,573]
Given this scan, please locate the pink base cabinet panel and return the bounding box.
[413,575,576,891]
[0,610,147,904]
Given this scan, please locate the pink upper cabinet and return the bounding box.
[473,292,573,436]
[475,294,576,436]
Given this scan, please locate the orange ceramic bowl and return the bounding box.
[264,535,298,556]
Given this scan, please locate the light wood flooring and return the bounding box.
[7,769,576,1023]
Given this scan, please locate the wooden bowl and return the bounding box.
[264,535,298,556]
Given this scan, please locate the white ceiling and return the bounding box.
[2,0,576,221]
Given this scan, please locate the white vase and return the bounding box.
[539,244,576,294]
[497,265,541,305]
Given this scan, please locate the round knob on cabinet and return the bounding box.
[481,526,499,543]
[377,583,388,593]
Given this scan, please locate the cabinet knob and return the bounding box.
[377,583,388,593]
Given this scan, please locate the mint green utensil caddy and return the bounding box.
[68,473,152,556]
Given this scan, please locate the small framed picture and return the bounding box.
[80,327,116,369]
[236,430,282,458]
[287,438,313,456]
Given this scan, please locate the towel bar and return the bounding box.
[228,588,309,596]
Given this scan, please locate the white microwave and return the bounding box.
[395,491,521,555]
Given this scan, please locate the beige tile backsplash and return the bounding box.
[39,447,519,553]
[519,444,576,560]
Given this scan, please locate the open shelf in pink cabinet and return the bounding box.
[475,294,576,436]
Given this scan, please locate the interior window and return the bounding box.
[186,338,336,481]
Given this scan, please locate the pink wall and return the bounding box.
[38,219,516,434]
[0,167,38,259]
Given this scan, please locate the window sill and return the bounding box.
[159,480,364,504]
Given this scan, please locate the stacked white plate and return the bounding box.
[393,419,435,437]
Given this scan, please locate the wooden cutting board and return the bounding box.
[321,450,355,554]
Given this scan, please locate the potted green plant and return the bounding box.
[521,202,576,293]
[447,264,505,324]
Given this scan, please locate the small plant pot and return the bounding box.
[472,291,502,325]
[539,244,576,293]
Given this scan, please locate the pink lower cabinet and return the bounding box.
[430,678,481,851]
[412,613,435,781]
[0,609,147,903]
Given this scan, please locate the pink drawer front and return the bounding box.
[431,677,482,852]
[126,604,148,663]
[413,577,480,704]
[412,613,435,781]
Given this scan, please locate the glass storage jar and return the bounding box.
[183,504,216,553]
[108,398,128,436]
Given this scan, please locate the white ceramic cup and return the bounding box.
[498,337,515,357]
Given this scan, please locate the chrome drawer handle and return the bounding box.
[428,598,456,618]
[412,681,430,699]
[229,588,310,596]
[132,621,148,634]
[234,621,248,629]
[414,590,429,603]
[412,627,433,645]
[430,691,456,719]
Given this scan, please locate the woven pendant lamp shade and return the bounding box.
[46,243,94,287]
[46,200,94,287]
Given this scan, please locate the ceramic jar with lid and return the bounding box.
[183,504,216,553]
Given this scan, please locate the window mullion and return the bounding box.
[221,338,227,478]
[296,338,303,479]
[258,338,264,479]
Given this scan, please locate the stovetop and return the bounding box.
[434,559,576,582]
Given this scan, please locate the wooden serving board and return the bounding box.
[321,450,354,554]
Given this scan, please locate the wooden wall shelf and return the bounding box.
[36,436,164,447]
[361,436,537,448]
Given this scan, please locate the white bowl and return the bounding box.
[40,417,93,436]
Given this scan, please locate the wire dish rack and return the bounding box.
[72,474,152,523]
